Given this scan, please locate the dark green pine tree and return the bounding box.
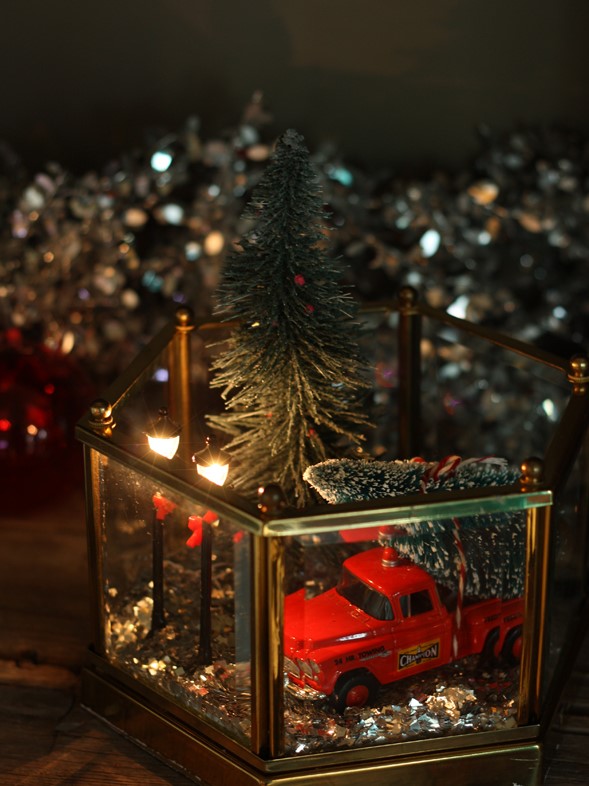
[207,129,371,507]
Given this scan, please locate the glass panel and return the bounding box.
[357,308,401,459]
[97,454,251,744]
[420,317,570,462]
[283,509,527,755]
[107,340,174,443]
[103,325,229,468]
[356,308,570,466]
[544,437,589,698]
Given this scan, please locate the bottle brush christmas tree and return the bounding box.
[208,129,371,506]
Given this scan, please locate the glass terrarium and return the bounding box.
[76,289,589,786]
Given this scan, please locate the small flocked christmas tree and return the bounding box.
[208,130,371,506]
[304,455,524,600]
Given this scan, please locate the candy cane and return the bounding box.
[412,455,505,656]
[451,516,467,659]
[415,454,462,493]
[416,455,489,658]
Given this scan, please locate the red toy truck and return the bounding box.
[284,545,523,711]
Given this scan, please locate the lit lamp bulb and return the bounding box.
[193,436,229,486]
[146,407,181,460]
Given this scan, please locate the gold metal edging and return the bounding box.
[75,422,262,531]
[76,312,230,437]
[417,300,569,373]
[539,597,589,733]
[81,668,266,786]
[398,286,422,458]
[84,654,258,765]
[363,295,568,372]
[265,743,541,786]
[83,655,541,776]
[77,416,552,538]
[543,392,589,494]
[82,665,541,786]
[518,503,552,725]
[267,537,285,758]
[76,303,556,540]
[250,536,286,758]
[83,446,106,656]
[92,321,177,416]
[250,535,270,757]
[168,314,194,466]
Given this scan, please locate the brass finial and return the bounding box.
[257,483,287,517]
[568,354,589,395]
[520,457,543,490]
[398,285,418,313]
[175,306,195,333]
[89,398,115,436]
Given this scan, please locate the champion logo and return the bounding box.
[398,640,440,670]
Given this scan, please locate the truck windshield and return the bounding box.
[336,568,394,621]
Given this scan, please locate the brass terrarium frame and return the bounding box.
[76,288,589,786]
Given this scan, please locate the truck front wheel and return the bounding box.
[332,671,379,712]
[501,625,522,666]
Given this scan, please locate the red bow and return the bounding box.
[152,493,177,521]
[186,510,219,548]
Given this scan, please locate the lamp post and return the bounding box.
[146,407,180,634]
[146,407,181,460]
[192,436,230,664]
[193,435,230,486]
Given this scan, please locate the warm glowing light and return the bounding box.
[204,230,225,256]
[193,436,230,487]
[147,433,180,460]
[196,461,229,486]
[146,407,181,460]
[62,331,75,354]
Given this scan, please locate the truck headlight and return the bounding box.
[284,657,300,678]
[298,658,321,680]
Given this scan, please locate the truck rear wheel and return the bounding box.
[478,626,500,668]
[332,671,379,712]
[501,625,522,665]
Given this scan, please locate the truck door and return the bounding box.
[392,588,448,679]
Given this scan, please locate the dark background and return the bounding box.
[2,0,588,173]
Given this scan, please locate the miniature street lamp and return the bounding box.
[146,407,181,633]
[146,407,181,460]
[192,436,230,663]
[193,435,230,486]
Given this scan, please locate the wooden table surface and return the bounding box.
[1,475,588,786]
